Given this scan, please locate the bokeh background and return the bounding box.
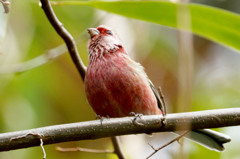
[0,0,240,159]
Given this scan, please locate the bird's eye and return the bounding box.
[106,30,112,35]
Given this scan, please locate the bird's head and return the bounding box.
[87,25,125,61]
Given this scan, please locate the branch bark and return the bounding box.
[0,108,239,152]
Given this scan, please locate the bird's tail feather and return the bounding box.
[176,129,231,151]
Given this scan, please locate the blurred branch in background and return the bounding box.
[0,44,67,74]
[0,108,239,152]
[56,146,113,153]
[176,0,194,158]
[0,35,86,74]
[176,0,194,113]
[0,0,10,13]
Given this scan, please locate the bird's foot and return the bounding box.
[96,115,110,125]
[161,115,166,127]
[129,112,144,126]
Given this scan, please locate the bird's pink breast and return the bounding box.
[85,54,161,117]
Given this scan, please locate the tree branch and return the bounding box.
[40,0,86,81]
[0,108,239,152]
[111,136,126,159]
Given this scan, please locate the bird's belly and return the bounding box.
[85,60,160,117]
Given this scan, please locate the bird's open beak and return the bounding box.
[88,28,100,38]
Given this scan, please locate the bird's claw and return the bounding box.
[161,115,166,127]
[96,115,109,125]
[129,112,144,126]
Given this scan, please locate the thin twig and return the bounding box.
[147,143,156,151]
[56,146,113,153]
[0,108,239,152]
[111,136,126,159]
[146,131,190,159]
[6,133,47,158]
[40,0,86,81]
[40,138,46,159]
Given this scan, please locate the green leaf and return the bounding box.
[54,1,240,52]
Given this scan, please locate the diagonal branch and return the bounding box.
[0,34,87,74]
[146,131,190,159]
[111,136,126,159]
[0,108,239,152]
[40,0,86,81]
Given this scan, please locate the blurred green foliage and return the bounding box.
[57,0,240,51]
[0,0,240,159]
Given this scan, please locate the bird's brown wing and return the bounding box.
[149,81,166,116]
[124,56,166,115]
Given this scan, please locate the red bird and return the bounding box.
[85,25,230,151]
[85,25,164,117]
